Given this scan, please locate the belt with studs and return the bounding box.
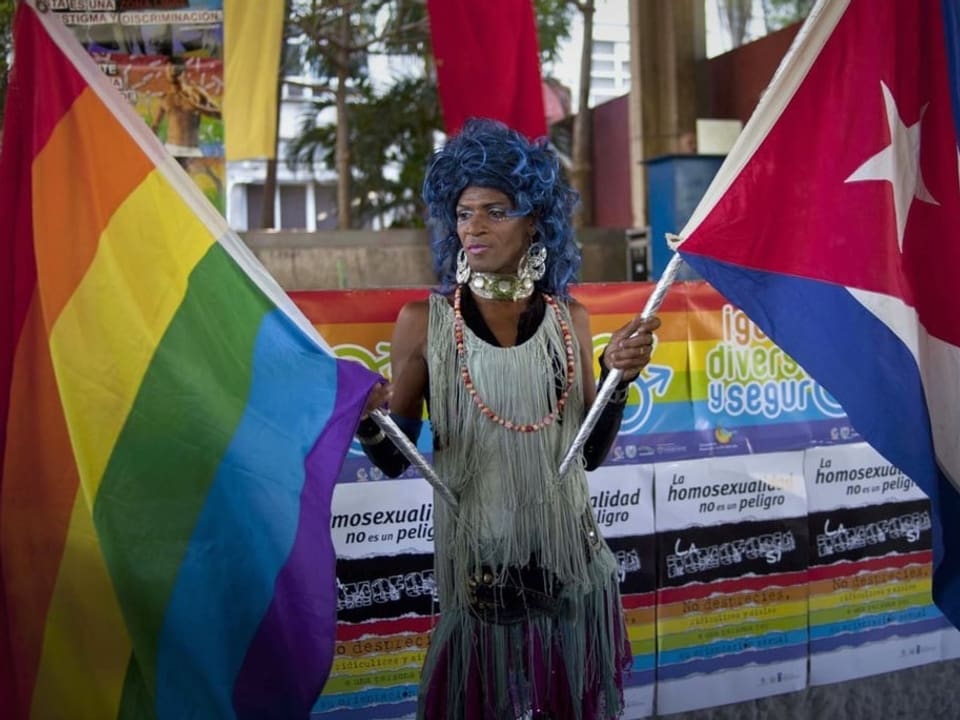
[465,511,603,624]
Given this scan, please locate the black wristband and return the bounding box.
[355,414,422,479]
[356,416,385,442]
[598,346,635,391]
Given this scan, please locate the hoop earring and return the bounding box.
[455,247,471,285]
[518,241,547,284]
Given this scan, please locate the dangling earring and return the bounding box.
[455,247,471,285]
[518,240,547,288]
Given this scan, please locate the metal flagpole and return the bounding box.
[557,253,685,480]
[369,409,460,513]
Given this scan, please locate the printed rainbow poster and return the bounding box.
[805,443,948,684]
[314,478,437,719]
[654,452,809,714]
[588,466,657,718]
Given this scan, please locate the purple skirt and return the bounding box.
[419,585,631,720]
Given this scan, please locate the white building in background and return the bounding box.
[227,3,636,232]
[546,0,632,113]
[546,0,769,115]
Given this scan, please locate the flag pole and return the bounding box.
[557,252,685,479]
[370,409,460,512]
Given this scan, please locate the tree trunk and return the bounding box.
[260,161,277,228]
[571,0,595,228]
[335,12,352,229]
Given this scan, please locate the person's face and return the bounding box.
[456,186,534,276]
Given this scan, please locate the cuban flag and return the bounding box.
[676,0,960,625]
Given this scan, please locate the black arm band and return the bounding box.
[356,414,422,478]
[582,350,632,471]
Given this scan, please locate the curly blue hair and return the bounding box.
[422,118,580,298]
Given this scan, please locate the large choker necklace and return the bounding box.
[466,272,535,301]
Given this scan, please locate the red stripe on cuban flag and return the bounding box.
[675,0,960,624]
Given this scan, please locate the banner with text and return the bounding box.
[313,468,656,719]
[804,443,950,685]
[292,282,854,484]
[684,285,858,455]
[654,452,809,714]
[294,283,947,718]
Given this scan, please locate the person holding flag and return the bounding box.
[356,118,660,720]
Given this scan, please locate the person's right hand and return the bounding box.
[604,314,661,382]
[362,381,392,419]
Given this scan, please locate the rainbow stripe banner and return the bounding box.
[684,285,856,455]
[293,283,856,484]
[0,4,377,719]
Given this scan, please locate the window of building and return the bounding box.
[283,81,306,99]
[279,185,308,229]
[593,40,615,55]
[315,185,337,230]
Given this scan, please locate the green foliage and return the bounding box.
[0,0,14,127]
[378,0,429,56]
[760,0,814,32]
[287,75,442,227]
[534,0,574,64]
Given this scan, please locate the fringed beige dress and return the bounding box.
[417,293,631,720]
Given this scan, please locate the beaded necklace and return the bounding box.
[453,285,576,433]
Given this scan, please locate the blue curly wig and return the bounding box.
[422,118,580,299]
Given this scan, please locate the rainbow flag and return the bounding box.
[0,4,378,719]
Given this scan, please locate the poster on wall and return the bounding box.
[654,452,809,715]
[684,285,859,456]
[589,465,657,720]
[297,283,696,481]
[314,477,437,719]
[572,284,695,464]
[290,284,960,715]
[804,443,947,685]
[53,0,226,213]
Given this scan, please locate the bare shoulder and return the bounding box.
[391,298,432,359]
[390,298,431,415]
[564,297,595,352]
[565,298,593,337]
[565,297,591,323]
[395,298,431,330]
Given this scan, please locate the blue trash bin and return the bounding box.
[645,154,725,280]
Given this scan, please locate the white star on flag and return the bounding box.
[845,81,939,251]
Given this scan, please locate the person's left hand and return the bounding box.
[604,314,661,382]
